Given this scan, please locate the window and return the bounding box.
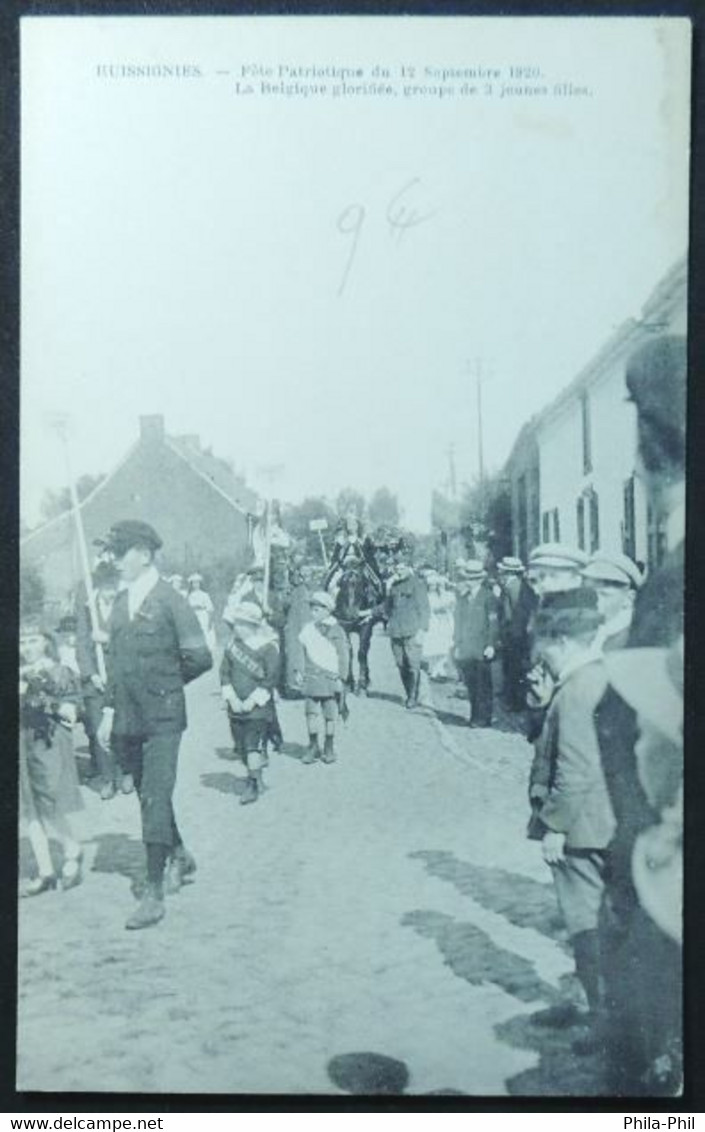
[581,392,593,474]
[588,489,600,553]
[622,476,636,560]
[576,496,586,551]
[542,511,550,542]
[552,508,561,542]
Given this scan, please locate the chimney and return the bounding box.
[139,415,165,444]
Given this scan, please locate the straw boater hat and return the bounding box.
[497,556,525,575]
[528,543,589,571]
[581,552,643,590]
[310,591,335,613]
[458,559,486,581]
[188,573,203,585]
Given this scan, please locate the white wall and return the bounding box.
[537,352,640,557]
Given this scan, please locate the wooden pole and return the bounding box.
[261,498,272,613]
[55,419,107,683]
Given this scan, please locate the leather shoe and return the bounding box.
[21,874,58,898]
[60,854,83,892]
[163,856,183,896]
[126,889,165,930]
[100,781,116,801]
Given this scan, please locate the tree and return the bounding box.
[459,473,513,566]
[20,558,45,619]
[335,488,366,519]
[280,496,337,560]
[39,473,106,523]
[368,487,400,528]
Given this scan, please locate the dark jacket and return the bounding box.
[105,579,212,738]
[538,656,616,850]
[453,584,499,661]
[386,572,430,639]
[220,628,280,720]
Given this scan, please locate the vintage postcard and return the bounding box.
[19,15,689,1097]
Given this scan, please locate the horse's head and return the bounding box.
[335,566,367,622]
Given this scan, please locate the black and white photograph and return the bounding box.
[18,13,689,1098]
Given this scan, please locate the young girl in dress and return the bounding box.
[19,616,84,896]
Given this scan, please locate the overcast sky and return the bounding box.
[20,16,690,530]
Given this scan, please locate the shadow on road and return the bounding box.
[494,1009,606,1096]
[200,771,249,797]
[401,908,561,1005]
[409,850,566,942]
[366,690,405,707]
[90,832,146,882]
[326,1051,464,1097]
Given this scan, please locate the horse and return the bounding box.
[331,559,387,695]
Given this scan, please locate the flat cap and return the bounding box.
[102,520,162,557]
[582,552,643,590]
[533,587,602,638]
[529,542,589,570]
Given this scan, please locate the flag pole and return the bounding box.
[52,416,107,683]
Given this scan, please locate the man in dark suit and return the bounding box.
[97,520,212,930]
[530,588,614,1051]
[595,335,685,1094]
[453,560,500,727]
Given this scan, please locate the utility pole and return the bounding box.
[446,443,457,500]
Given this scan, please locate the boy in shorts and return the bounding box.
[294,591,349,765]
[220,602,281,805]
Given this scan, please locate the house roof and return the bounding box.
[166,435,258,515]
[21,425,259,545]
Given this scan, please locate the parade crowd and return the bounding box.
[19,336,685,1097]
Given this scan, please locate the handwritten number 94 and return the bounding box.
[336,178,436,296]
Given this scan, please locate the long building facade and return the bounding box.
[506,256,687,569]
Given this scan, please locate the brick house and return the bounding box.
[21,415,259,602]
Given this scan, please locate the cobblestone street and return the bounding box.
[18,635,606,1097]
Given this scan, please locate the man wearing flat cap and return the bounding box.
[529,588,615,1050]
[581,551,642,652]
[594,335,686,1093]
[96,520,212,930]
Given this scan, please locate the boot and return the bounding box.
[321,736,336,764]
[174,844,197,881]
[302,736,320,765]
[406,671,420,710]
[125,883,165,930]
[239,775,259,805]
